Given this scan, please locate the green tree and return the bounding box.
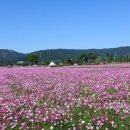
[79,54,86,62]
[105,52,113,63]
[87,52,99,63]
[65,59,73,65]
[26,54,39,65]
[79,52,99,64]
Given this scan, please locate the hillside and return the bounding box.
[32,46,130,61]
[0,46,130,65]
[0,49,26,65]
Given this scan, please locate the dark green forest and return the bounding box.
[1,46,130,65]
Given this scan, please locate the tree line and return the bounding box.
[25,52,130,66]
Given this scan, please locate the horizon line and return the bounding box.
[0,45,130,54]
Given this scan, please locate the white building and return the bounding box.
[49,61,56,67]
[16,61,25,65]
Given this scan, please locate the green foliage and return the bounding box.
[105,52,114,63]
[26,54,39,65]
[1,47,130,65]
[64,59,74,65]
[79,52,99,64]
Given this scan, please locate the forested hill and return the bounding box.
[0,49,26,65]
[32,46,130,61]
[0,46,130,65]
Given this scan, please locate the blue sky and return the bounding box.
[0,0,130,53]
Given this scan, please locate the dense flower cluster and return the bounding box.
[0,64,130,129]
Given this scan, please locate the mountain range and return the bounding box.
[0,46,130,65]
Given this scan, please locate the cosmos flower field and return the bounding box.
[0,64,130,130]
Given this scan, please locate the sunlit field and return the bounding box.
[0,64,130,130]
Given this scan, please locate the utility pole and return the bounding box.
[39,52,42,64]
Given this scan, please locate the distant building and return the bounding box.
[73,63,78,66]
[33,64,37,67]
[49,61,56,67]
[16,61,25,65]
